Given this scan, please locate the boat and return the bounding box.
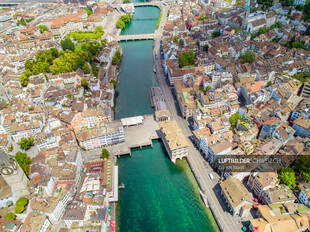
[153,66,156,73]
[119,183,125,189]
[199,190,209,208]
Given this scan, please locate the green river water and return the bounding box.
[115,5,218,232]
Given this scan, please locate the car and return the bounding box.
[209,173,214,180]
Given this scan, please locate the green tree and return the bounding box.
[294,156,310,181]
[203,44,209,52]
[4,212,16,220]
[19,74,29,87]
[101,148,109,159]
[229,112,244,129]
[120,14,132,23]
[239,50,255,63]
[15,151,31,177]
[81,78,89,90]
[178,39,184,47]
[110,79,118,89]
[178,51,195,68]
[116,19,125,29]
[112,49,122,66]
[38,25,49,33]
[82,62,91,74]
[306,25,310,35]
[123,0,131,3]
[211,30,221,38]
[278,167,296,189]
[17,137,34,150]
[61,38,75,51]
[15,197,29,214]
[85,7,93,17]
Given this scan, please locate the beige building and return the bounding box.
[158,120,189,163]
[249,205,309,232]
[220,176,253,216]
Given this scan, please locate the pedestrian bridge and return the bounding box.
[117,34,155,41]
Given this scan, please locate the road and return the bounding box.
[152,14,241,232]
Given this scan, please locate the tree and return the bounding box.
[178,51,195,68]
[278,167,296,189]
[120,14,132,23]
[229,112,244,129]
[112,49,122,66]
[81,78,89,90]
[19,74,29,87]
[17,137,34,150]
[38,25,49,33]
[110,79,118,89]
[306,25,310,35]
[4,212,16,220]
[101,148,109,159]
[294,156,310,181]
[239,50,255,63]
[15,197,28,214]
[61,38,75,51]
[123,0,131,3]
[15,151,31,177]
[116,19,125,29]
[211,30,221,38]
[85,7,92,17]
[178,39,184,47]
[82,62,91,74]
[203,44,209,52]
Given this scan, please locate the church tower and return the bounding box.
[0,150,30,197]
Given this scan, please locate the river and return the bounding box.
[115,5,218,232]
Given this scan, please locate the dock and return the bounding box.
[109,114,160,156]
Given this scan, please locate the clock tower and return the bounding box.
[0,150,30,197]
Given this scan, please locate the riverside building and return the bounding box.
[158,120,189,163]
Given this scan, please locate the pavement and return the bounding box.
[152,19,242,232]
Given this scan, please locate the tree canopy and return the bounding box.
[4,212,16,220]
[116,14,132,29]
[211,30,221,38]
[15,152,31,177]
[15,197,29,214]
[61,38,75,51]
[278,167,296,189]
[38,25,49,33]
[240,50,255,63]
[112,49,122,66]
[85,7,93,17]
[116,19,125,29]
[229,113,243,128]
[178,51,195,68]
[294,156,310,182]
[17,137,34,150]
[81,78,90,90]
[67,27,104,42]
[101,148,110,159]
